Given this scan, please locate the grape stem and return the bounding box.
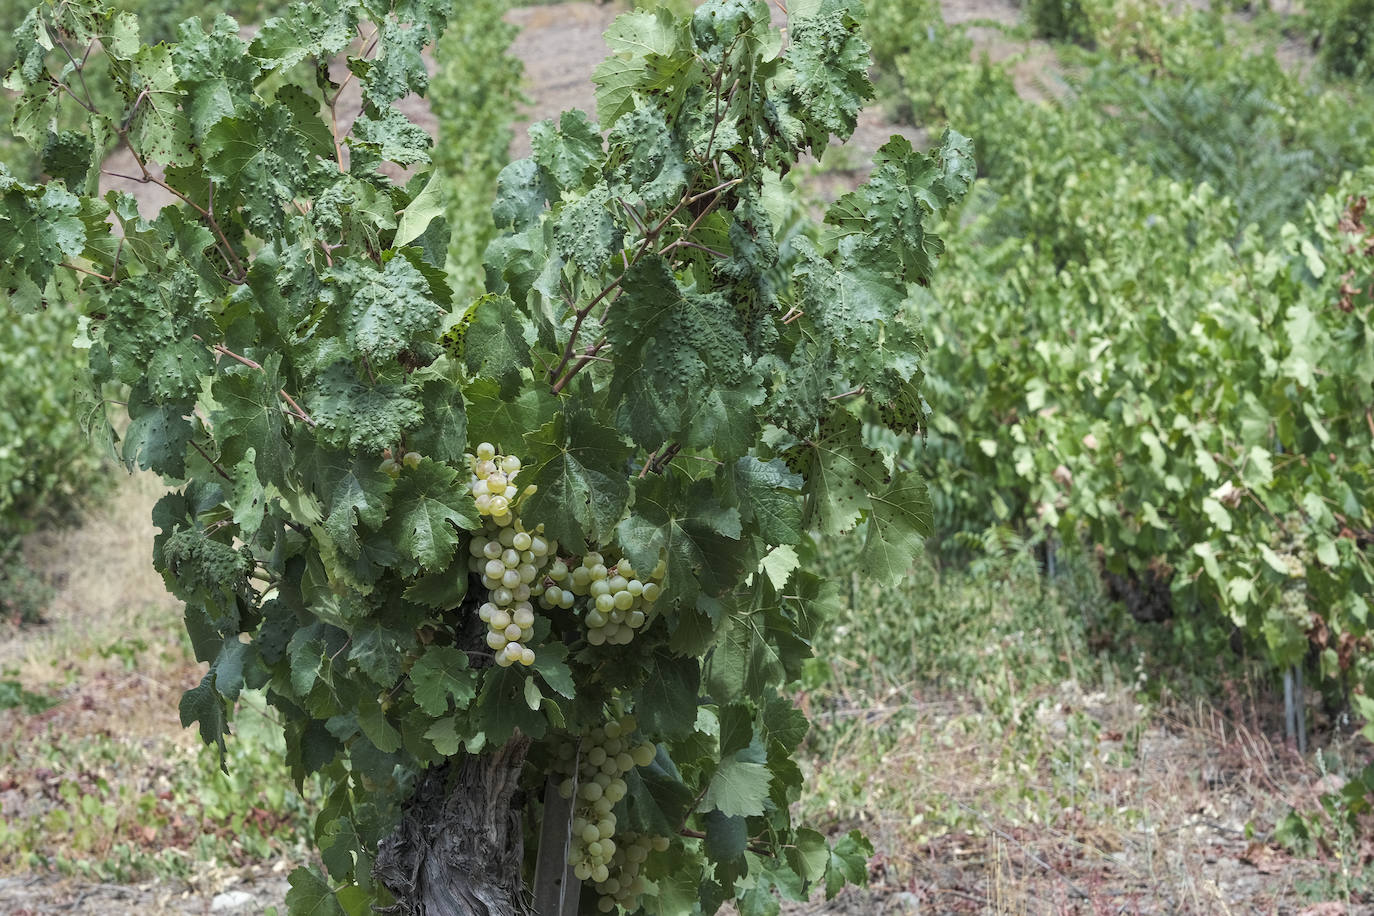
[550,339,608,394]
[648,443,681,475]
[190,440,234,483]
[60,262,113,282]
[678,828,775,857]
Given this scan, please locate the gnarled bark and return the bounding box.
[375,736,533,915]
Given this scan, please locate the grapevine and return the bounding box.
[0,0,971,910]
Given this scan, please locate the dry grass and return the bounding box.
[3,471,195,746]
[0,473,314,903]
[788,555,1369,915]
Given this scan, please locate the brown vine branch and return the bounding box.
[828,386,865,401]
[50,74,98,115]
[678,828,775,857]
[648,442,681,475]
[54,37,97,112]
[638,451,657,480]
[60,262,113,282]
[190,440,234,482]
[550,340,608,395]
[550,279,621,385]
[212,344,261,370]
[279,389,316,426]
[661,238,726,260]
[102,161,247,282]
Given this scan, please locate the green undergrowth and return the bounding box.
[0,597,316,883]
[794,545,1311,873]
[864,0,1374,714]
[0,692,316,882]
[795,549,1129,848]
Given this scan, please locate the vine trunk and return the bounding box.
[375,737,533,915]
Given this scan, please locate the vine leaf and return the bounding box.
[633,648,700,740]
[285,866,346,916]
[410,646,478,715]
[380,457,478,575]
[529,109,603,192]
[778,1,873,154]
[702,741,772,818]
[331,254,444,363]
[617,473,743,612]
[783,409,890,536]
[824,130,974,283]
[607,255,751,449]
[213,354,290,488]
[592,8,696,129]
[179,674,230,767]
[0,180,86,312]
[858,471,932,585]
[522,406,632,548]
[442,293,533,395]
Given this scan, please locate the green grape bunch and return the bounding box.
[464,443,556,667]
[540,550,665,646]
[552,711,660,901]
[594,831,669,913]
